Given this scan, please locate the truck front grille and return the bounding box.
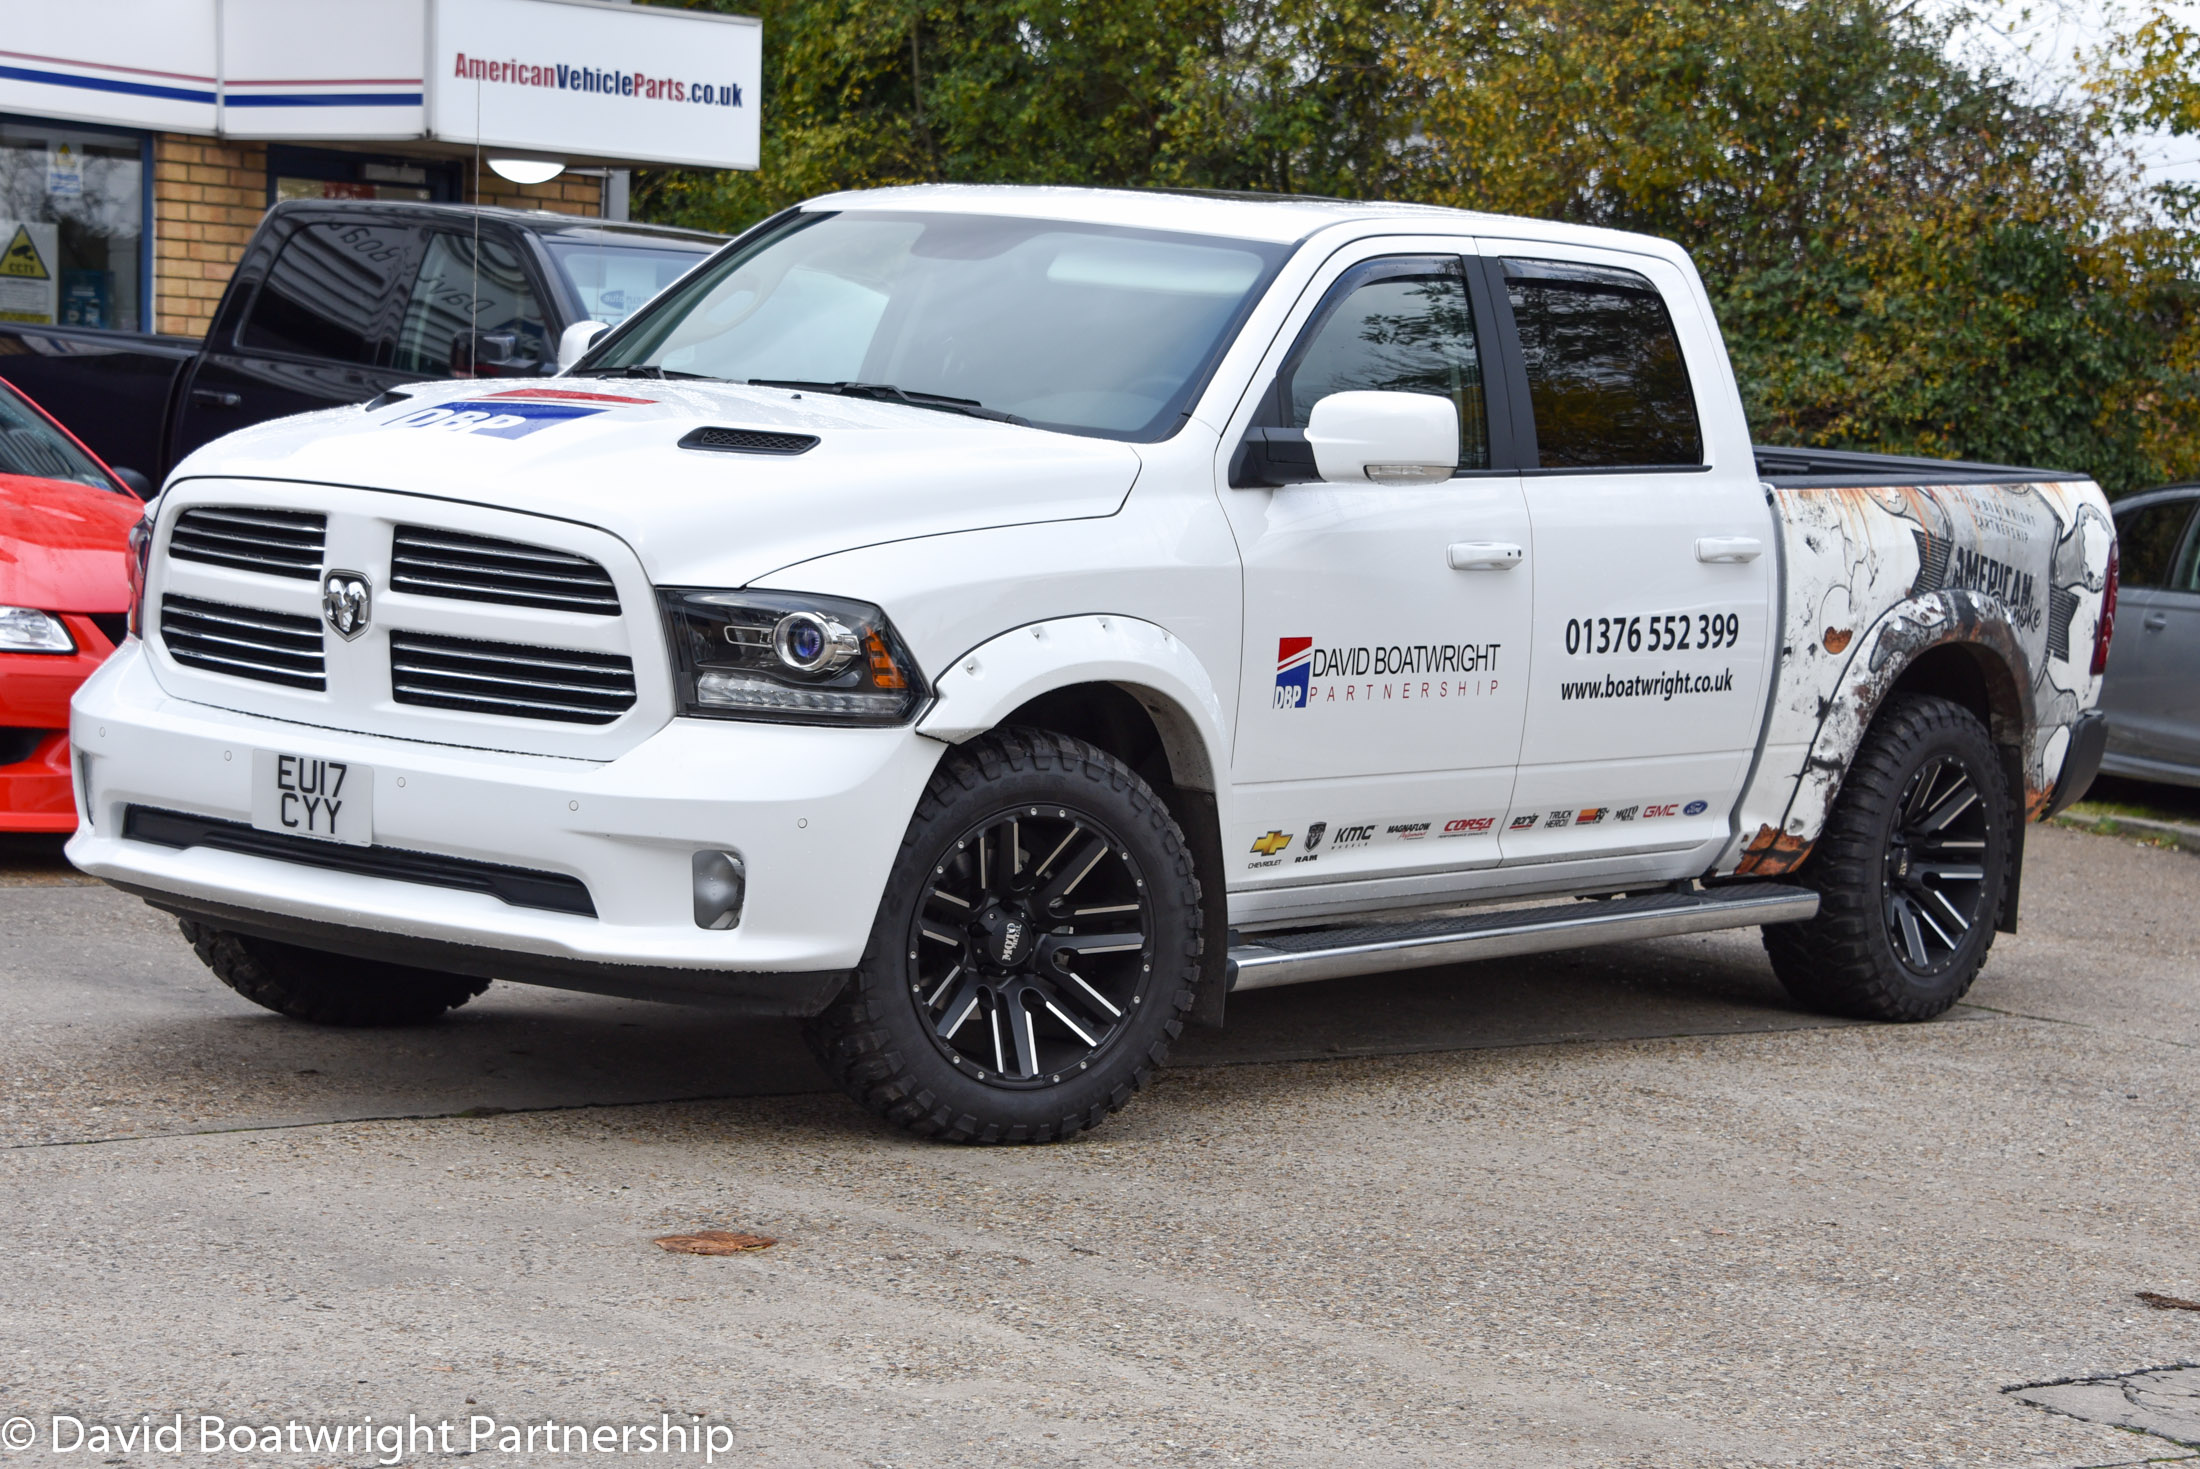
[159,594,325,691]
[390,526,620,614]
[389,631,636,724]
[168,507,326,579]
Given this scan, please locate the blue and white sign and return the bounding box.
[383,399,609,439]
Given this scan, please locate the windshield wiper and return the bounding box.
[746,379,1027,425]
[568,364,723,381]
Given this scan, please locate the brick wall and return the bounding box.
[151,136,269,339]
[149,136,605,339]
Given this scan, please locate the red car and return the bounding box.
[0,377,139,832]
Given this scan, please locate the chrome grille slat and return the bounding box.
[390,526,620,614]
[169,507,325,580]
[160,594,325,691]
[389,631,635,725]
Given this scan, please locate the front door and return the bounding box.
[2103,494,2200,770]
[1484,247,1779,870]
[1221,246,1534,892]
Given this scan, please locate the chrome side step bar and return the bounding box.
[1226,882,1820,992]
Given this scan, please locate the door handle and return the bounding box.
[191,388,242,408]
[1695,536,1762,563]
[1447,541,1523,570]
[2145,612,2169,631]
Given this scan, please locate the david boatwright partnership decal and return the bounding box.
[1274,636,1502,710]
[381,388,654,440]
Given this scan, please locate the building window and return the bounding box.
[268,145,459,205]
[0,117,146,331]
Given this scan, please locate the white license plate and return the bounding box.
[250,750,372,846]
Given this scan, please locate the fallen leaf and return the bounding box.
[2137,1291,2200,1312]
[654,1231,776,1256]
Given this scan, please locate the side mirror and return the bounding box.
[1306,391,1458,486]
[557,320,611,372]
[110,465,153,499]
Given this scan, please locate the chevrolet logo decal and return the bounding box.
[1249,830,1293,856]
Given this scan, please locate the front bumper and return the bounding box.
[67,645,945,1009]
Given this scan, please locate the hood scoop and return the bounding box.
[678,426,820,457]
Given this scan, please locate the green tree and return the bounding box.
[633,0,2200,493]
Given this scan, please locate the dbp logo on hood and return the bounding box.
[384,401,608,440]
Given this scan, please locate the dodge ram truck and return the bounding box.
[65,186,2119,1143]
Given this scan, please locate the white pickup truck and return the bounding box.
[68,186,2119,1143]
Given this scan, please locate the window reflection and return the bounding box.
[1504,260,1702,469]
[1286,266,1489,472]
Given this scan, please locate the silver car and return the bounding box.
[2103,483,2200,787]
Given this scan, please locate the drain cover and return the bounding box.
[2008,1365,2200,1448]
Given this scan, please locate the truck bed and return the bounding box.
[0,325,197,482]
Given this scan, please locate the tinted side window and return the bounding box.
[393,233,549,376]
[2172,510,2200,595]
[238,221,414,364]
[2115,498,2197,589]
[1284,260,1490,471]
[1504,259,1701,469]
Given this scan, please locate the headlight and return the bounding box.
[0,607,75,654]
[659,588,928,725]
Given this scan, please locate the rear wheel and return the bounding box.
[179,920,489,1026]
[805,728,1202,1143]
[1762,693,2011,1020]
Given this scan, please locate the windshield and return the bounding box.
[588,211,1289,440]
[0,381,118,491]
[543,240,711,328]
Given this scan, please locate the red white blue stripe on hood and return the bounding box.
[380,387,658,439]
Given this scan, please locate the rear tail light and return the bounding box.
[2091,542,2118,676]
[126,514,152,639]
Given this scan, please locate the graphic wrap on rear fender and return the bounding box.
[1731,481,2113,875]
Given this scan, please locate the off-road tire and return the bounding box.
[1762,693,2012,1021]
[804,728,1202,1143]
[179,920,490,1026]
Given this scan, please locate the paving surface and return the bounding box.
[2,823,2197,1466]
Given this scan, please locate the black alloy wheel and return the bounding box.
[910,805,1152,1087]
[1762,692,2010,1022]
[805,728,1203,1143]
[1881,755,1992,974]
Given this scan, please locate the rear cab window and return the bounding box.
[1501,257,1702,469]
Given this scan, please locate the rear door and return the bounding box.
[172,216,421,461]
[1480,244,1778,869]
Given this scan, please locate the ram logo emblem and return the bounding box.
[322,570,372,641]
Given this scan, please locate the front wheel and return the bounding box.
[1762,693,2012,1020]
[805,729,1203,1143]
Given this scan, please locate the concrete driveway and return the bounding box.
[1,823,2195,1466]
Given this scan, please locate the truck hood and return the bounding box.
[0,473,138,613]
[166,380,1143,587]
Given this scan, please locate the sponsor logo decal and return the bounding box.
[1275,637,1313,709]
[1683,799,1709,816]
[1333,823,1377,848]
[1643,803,1679,818]
[1509,814,1540,831]
[1614,805,1639,822]
[1575,807,1606,825]
[1440,817,1496,837]
[1305,821,1328,851]
[1385,822,1431,841]
[1250,830,1293,857]
[1544,810,1573,829]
